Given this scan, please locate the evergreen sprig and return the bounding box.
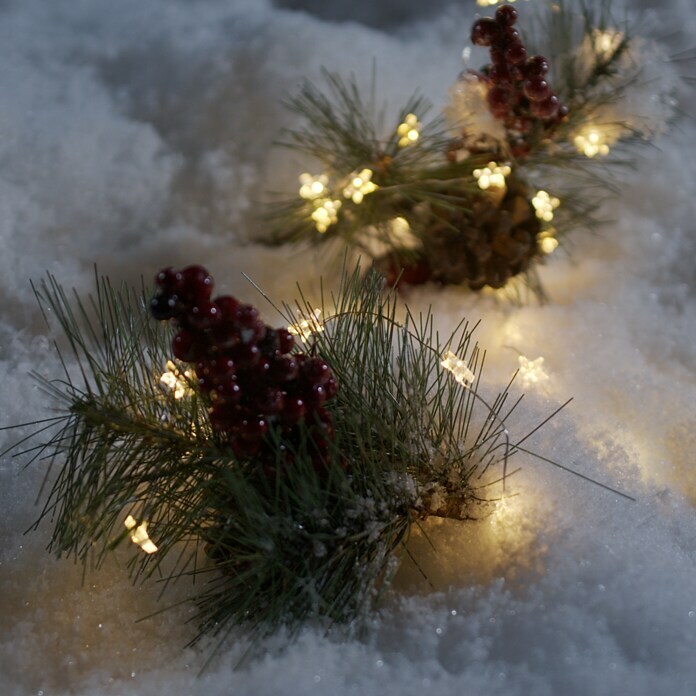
[6,264,629,649]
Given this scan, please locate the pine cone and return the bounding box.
[425,179,541,290]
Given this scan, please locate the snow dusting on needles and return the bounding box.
[1,1,696,695]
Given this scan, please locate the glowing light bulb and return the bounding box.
[531,190,561,223]
[342,168,378,204]
[160,360,194,400]
[288,308,325,343]
[517,355,549,388]
[539,236,559,254]
[593,29,623,60]
[310,198,342,233]
[396,113,422,148]
[477,0,520,5]
[473,162,511,190]
[299,173,329,200]
[441,350,475,387]
[124,515,158,554]
[574,128,611,158]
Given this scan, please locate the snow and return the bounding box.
[1,0,695,694]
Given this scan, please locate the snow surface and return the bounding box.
[1,0,695,694]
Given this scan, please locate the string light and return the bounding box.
[440,350,475,387]
[396,113,422,147]
[342,168,378,204]
[517,355,549,387]
[310,198,342,233]
[288,308,325,343]
[532,190,560,223]
[473,162,511,190]
[592,29,623,61]
[160,360,194,400]
[574,128,611,158]
[477,0,523,5]
[124,515,158,554]
[539,235,559,254]
[298,173,329,201]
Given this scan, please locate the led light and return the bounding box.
[532,190,561,223]
[299,173,329,201]
[288,308,325,343]
[160,360,194,400]
[124,515,158,554]
[396,113,422,148]
[574,128,611,158]
[593,29,623,61]
[540,236,559,254]
[517,355,549,388]
[473,162,511,190]
[441,350,475,387]
[310,198,342,233]
[342,168,378,205]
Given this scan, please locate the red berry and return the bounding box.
[307,384,328,407]
[255,387,285,414]
[489,64,512,86]
[303,358,333,386]
[471,18,499,47]
[237,304,259,328]
[504,42,527,65]
[277,328,295,354]
[557,104,569,120]
[324,376,338,398]
[209,380,242,405]
[187,300,220,330]
[255,357,272,380]
[230,343,260,368]
[526,55,550,76]
[155,267,180,292]
[172,330,204,362]
[495,4,517,26]
[271,355,299,382]
[215,295,240,321]
[531,94,560,118]
[504,27,521,44]
[487,86,511,117]
[237,417,268,441]
[150,294,178,321]
[283,397,306,425]
[181,265,213,302]
[523,77,550,102]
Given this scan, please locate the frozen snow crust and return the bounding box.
[1,1,695,694]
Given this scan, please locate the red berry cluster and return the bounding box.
[150,265,338,464]
[471,5,567,146]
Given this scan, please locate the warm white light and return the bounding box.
[532,190,560,223]
[574,128,611,158]
[539,236,559,254]
[299,173,329,201]
[160,360,194,400]
[310,198,342,233]
[397,113,422,148]
[288,308,325,343]
[517,355,549,388]
[473,162,511,190]
[593,29,623,61]
[477,0,521,5]
[342,168,378,204]
[124,515,158,554]
[441,350,475,387]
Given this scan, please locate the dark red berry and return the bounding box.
[181,265,213,302]
[504,42,527,65]
[230,343,261,368]
[471,18,499,47]
[277,328,295,354]
[557,104,569,120]
[303,358,333,386]
[487,86,511,117]
[258,328,279,356]
[504,27,521,44]
[237,304,259,328]
[525,55,550,76]
[209,380,242,405]
[272,355,299,382]
[531,94,560,118]
[495,4,517,26]
[489,64,512,86]
[523,77,550,102]
[307,384,328,407]
[155,267,180,292]
[255,388,285,414]
[150,294,178,321]
[324,376,338,398]
[237,417,268,441]
[215,295,240,321]
[172,330,204,362]
[186,300,220,330]
[283,397,306,425]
